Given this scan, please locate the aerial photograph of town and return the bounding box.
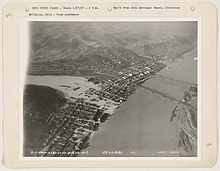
[23,21,198,157]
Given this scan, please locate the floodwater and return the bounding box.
[25,75,100,99]
[82,47,197,157]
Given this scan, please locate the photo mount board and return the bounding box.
[2,2,217,168]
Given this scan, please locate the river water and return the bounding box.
[82,47,197,157]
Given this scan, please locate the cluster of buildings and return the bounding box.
[36,100,104,157]
[97,62,165,103]
[144,41,192,60]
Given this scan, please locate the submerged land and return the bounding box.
[24,22,197,157]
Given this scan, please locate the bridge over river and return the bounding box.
[139,84,197,111]
[139,85,181,103]
[155,75,196,88]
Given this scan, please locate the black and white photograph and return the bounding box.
[23,21,198,157]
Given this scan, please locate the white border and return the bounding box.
[19,17,201,161]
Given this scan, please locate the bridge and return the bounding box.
[139,85,181,103]
[139,85,197,110]
[155,75,196,87]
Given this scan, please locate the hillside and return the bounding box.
[28,21,197,76]
[23,84,66,156]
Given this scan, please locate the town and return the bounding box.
[31,61,166,157]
